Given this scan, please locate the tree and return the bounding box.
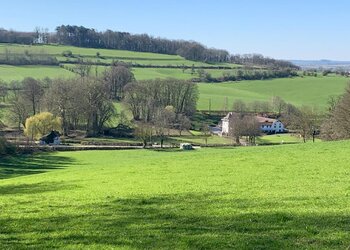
[280,103,300,128]
[118,110,130,126]
[104,64,134,100]
[0,80,8,102]
[321,84,350,140]
[232,99,247,113]
[8,96,30,129]
[176,114,191,136]
[290,106,319,143]
[134,122,153,148]
[154,106,176,148]
[243,115,261,145]
[24,112,62,140]
[201,123,211,146]
[123,79,198,121]
[271,96,286,116]
[84,77,116,136]
[228,113,261,145]
[22,77,44,115]
[75,59,92,77]
[45,78,83,135]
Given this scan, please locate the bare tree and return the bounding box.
[232,99,247,113]
[123,79,198,121]
[75,59,92,77]
[229,113,261,145]
[291,106,319,143]
[8,96,30,129]
[321,84,350,140]
[271,96,286,116]
[135,122,153,148]
[0,81,8,102]
[176,114,191,136]
[83,77,116,136]
[201,123,211,146]
[45,78,90,134]
[104,64,134,100]
[22,77,44,115]
[154,106,176,148]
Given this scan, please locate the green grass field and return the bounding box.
[0,141,350,248]
[0,65,75,81]
[1,43,349,111]
[132,68,195,80]
[0,43,216,67]
[198,75,349,110]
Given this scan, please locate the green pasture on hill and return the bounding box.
[198,75,349,110]
[0,65,75,81]
[0,141,349,248]
[0,43,220,67]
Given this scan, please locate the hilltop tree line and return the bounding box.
[0,26,298,68]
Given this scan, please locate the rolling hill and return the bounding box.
[0,43,348,110]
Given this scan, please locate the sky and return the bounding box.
[0,0,349,60]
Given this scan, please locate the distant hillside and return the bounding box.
[0,26,298,69]
[291,59,350,70]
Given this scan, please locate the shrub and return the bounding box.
[62,50,73,57]
[0,137,16,155]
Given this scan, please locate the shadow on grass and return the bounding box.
[0,153,76,180]
[0,193,349,249]
[0,181,80,195]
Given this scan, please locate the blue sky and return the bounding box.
[0,0,349,60]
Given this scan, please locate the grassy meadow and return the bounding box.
[0,141,349,248]
[0,65,75,81]
[0,43,213,67]
[198,75,349,110]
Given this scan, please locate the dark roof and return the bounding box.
[40,130,60,144]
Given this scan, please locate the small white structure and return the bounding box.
[220,112,285,135]
[221,112,233,135]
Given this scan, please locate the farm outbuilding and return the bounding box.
[39,131,61,145]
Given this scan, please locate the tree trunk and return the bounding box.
[235,136,240,144]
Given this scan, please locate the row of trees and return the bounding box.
[230,54,299,70]
[198,69,297,83]
[6,63,135,136]
[123,78,198,121]
[9,76,116,137]
[135,106,192,148]
[321,85,350,140]
[0,49,58,65]
[0,28,35,44]
[4,63,198,140]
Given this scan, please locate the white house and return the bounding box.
[256,116,285,133]
[220,112,285,135]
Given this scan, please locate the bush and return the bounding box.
[0,137,16,155]
[62,50,73,57]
